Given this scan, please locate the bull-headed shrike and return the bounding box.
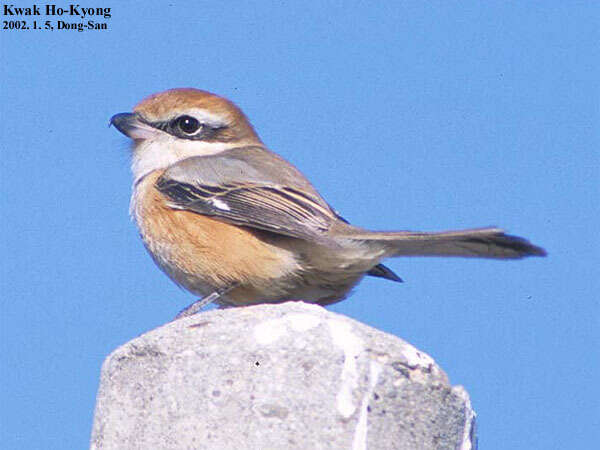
[111,88,545,318]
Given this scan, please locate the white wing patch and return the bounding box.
[211,198,231,211]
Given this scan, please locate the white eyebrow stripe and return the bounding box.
[177,108,230,128]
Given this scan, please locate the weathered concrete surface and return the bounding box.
[90,302,476,450]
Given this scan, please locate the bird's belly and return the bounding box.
[222,252,369,307]
[131,173,302,300]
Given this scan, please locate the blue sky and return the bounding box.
[1,1,598,448]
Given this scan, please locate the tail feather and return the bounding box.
[350,227,546,259]
[367,263,403,282]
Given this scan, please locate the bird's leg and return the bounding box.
[174,292,221,320]
[173,285,237,320]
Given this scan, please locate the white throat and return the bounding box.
[131,136,233,183]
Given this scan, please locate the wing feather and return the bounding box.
[156,177,334,241]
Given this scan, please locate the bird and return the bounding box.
[110,88,546,318]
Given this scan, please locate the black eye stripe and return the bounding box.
[147,116,228,140]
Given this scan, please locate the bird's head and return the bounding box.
[111,88,261,182]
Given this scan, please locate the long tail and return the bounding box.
[349,227,546,259]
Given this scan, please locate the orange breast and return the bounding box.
[131,171,301,301]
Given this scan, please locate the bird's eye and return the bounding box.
[174,115,201,135]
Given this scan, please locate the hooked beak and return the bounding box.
[110,112,158,140]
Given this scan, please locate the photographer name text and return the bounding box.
[2,4,111,32]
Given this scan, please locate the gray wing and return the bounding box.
[155,146,337,241]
